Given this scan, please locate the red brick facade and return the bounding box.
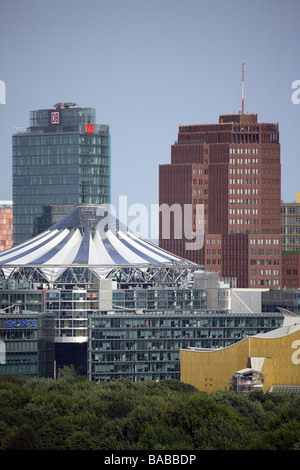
[159,113,282,288]
[281,253,300,288]
[0,204,13,252]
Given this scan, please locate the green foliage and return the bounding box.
[0,369,299,450]
[4,424,36,450]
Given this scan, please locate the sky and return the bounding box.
[0,0,299,240]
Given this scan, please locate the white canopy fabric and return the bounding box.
[0,205,188,282]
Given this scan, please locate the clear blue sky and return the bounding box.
[0,0,299,239]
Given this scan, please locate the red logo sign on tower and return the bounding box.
[51,111,60,125]
[86,124,94,134]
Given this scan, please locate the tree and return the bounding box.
[4,424,36,450]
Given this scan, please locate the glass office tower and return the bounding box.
[12,102,111,245]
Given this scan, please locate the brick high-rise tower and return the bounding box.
[159,112,282,288]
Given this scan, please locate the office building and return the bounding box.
[0,201,13,251]
[262,289,300,315]
[0,312,54,378]
[281,192,300,251]
[88,309,282,383]
[12,102,111,245]
[280,193,300,288]
[159,112,281,288]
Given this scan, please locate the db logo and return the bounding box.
[86,124,94,134]
[291,340,300,365]
[51,111,60,125]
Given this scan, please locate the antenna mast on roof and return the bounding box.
[241,63,245,114]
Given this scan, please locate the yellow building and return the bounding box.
[180,316,300,393]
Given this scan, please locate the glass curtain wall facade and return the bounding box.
[88,311,283,383]
[281,201,300,251]
[262,289,300,315]
[12,103,111,245]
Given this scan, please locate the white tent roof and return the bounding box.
[0,205,193,282]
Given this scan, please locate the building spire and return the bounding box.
[241,63,245,114]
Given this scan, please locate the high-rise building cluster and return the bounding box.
[0,99,299,393]
[4,101,300,290]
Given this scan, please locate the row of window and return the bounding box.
[250,258,280,265]
[1,342,38,351]
[230,179,259,185]
[250,279,280,286]
[91,314,279,330]
[229,188,259,195]
[0,330,38,340]
[285,280,299,286]
[13,146,110,159]
[282,206,300,214]
[205,238,280,247]
[13,178,110,195]
[250,249,278,255]
[282,217,300,225]
[249,269,280,276]
[0,364,38,375]
[230,209,258,215]
[282,238,300,244]
[207,259,280,267]
[13,156,87,166]
[230,148,259,155]
[250,238,280,245]
[229,219,259,225]
[229,198,259,205]
[229,159,259,166]
[13,134,109,147]
[285,270,298,276]
[284,259,298,265]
